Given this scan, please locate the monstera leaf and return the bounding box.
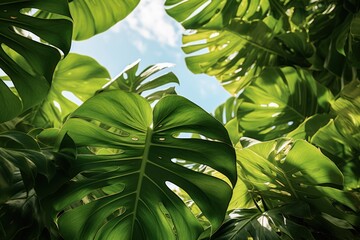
[211,203,315,240]
[214,97,242,144]
[0,131,71,239]
[236,138,360,228]
[101,60,179,102]
[166,0,314,94]
[48,90,236,239]
[69,0,139,40]
[0,0,72,123]
[330,80,360,149]
[0,131,45,239]
[29,53,111,128]
[183,20,312,94]
[237,67,333,140]
[35,0,139,40]
[0,131,51,199]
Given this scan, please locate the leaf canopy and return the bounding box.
[166,0,317,94]
[47,90,236,240]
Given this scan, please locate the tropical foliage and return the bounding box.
[0,0,359,239]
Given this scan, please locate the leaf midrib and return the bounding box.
[130,127,152,239]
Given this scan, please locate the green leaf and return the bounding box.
[237,139,344,203]
[0,0,72,123]
[182,20,312,94]
[50,90,236,240]
[166,0,315,94]
[0,191,48,240]
[29,53,111,128]
[211,202,315,240]
[286,114,332,141]
[214,97,241,125]
[101,60,179,102]
[214,97,242,144]
[69,0,139,40]
[165,0,237,29]
[236,138,360,231]
[238,67,333,140]
[0,131,43,197]
[331,80,360,150]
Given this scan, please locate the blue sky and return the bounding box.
[70,0,230,112]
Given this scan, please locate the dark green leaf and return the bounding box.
[0,0,72,122]
[211,202,315,240]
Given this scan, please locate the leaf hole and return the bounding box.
[62,90,83,106]
[107,206,127,221]
[20,8,70,20]
[183,0,211,23]
[79,118,130,138]
[172,132,208,140]
[171,158,207,172]
[88,147,125,155]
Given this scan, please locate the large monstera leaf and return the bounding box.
[166,0,314,94]
[237,67,333,140]
[50,90,236,240]
[0,0,72,123]
[29,53,110,128]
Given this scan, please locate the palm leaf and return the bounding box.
[46,90,236,240]
[0,0,72,122]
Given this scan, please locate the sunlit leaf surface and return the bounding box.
[49,90,236,240]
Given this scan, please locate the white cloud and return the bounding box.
[111,0,182,48]
[133,39,147,53]
[199,78,221,97]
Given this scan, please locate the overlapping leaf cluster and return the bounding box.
[1,0,360,239]
[0,1,237,240]
[166,0,360,239]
